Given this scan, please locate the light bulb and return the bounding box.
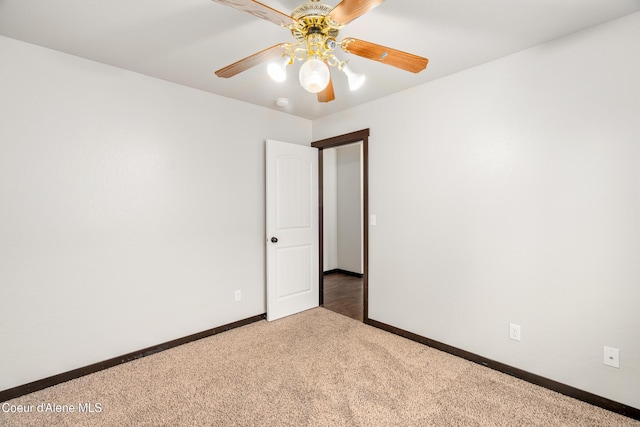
[299,58,331,93]
[342,63,365,91]
[267,57,289,82]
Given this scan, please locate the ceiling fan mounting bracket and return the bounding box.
[291,0,333,20]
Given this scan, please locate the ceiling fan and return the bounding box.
[212,0,429,103]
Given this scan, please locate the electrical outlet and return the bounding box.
[234,290,242,302]
[603,346,619,368]
[509,323,521,341]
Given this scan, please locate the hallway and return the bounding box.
[322,272,363,322]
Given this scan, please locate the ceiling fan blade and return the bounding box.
[328,0,385,26]
[215,44,285,78]
[341,38,428,73]
[317,70,335,103]
[211,0,297,27]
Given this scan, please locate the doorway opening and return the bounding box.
[311,129,369,323]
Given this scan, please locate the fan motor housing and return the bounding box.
[291,2,340,41]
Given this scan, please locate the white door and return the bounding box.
[266,140,318,322]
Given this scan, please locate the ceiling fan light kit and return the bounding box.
[341,63,365,91]
[299,57,331,93]
[213,0,429,102]
[267,57,291,82]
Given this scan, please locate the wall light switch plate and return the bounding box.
[603,346,619,368]
[509,323,521,341]
[370,214,377,226]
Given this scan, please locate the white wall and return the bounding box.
[0,36,311,391]
[322,145,363,274]
[322,149,338,271]
[313,12,640,409]
[336,144,363,274]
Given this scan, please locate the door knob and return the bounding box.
[271,237,278,243]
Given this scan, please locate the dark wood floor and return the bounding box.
[322,272,364,322]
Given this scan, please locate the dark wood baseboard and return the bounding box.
[365,318,640,422]
[0,313,266,403]
[323,269,364,279]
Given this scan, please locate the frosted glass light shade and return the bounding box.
[299,58,330,93]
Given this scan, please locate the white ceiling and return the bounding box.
[1,0,639,119]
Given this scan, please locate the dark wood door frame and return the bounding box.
[311,128,370,322]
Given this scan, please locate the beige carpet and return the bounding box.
[1,308,638,426]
